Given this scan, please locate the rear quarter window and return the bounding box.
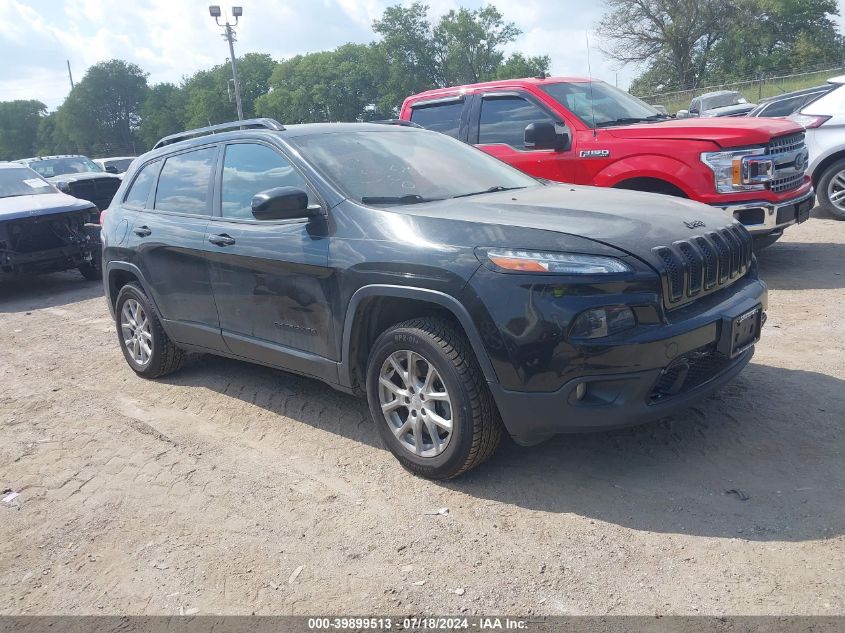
[123,161,159,207]
[409,101,464,138]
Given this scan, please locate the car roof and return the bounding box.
[699,90,741,98]
[0,161,35,170]
[143,121,425,159]
[404,75,594,102]
[95,156,136,161]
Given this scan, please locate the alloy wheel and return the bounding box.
[378,350,453,457]
[120,298,152,366]
[827,168,845,213]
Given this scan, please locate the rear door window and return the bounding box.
[409,101,464,138]
[478,96,555,149]
[123,161,159,208]
[153,147,217,215]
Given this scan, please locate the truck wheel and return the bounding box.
[115,282,185,378]
[817,158,845,220]
[366,317,502,479]
[78,259,102,281]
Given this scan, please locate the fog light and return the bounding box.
[570,306,636,339]
[575,382,587,400]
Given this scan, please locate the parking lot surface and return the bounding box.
[1,210,843,615]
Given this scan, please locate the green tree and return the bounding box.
[495,53,551,80]
[0,100,46,160]
[182,52,277,128]
[138,83,187,150]
[56,59,148,155]
[256,44,390,123]
[598,0,735,90]
[434,5,522,85]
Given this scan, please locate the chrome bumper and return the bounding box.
[714,189,815,236]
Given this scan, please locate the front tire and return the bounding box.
[365,317,502,479]
[115,282,185,378]
[817,158,845,220]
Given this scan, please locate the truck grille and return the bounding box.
[648,346,736,403]
[767,132,807,194]
[67,177,121,211]
[653,223,753,309]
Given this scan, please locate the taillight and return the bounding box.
[788,113,831,129]
[99,209,107,225]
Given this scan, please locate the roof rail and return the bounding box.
[371,119,424,128]
[153,118,285,150]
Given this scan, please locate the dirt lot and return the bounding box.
[1,209,843,616]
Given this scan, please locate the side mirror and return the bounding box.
[524,121,570,152]
[676,109,691,119]
[55,181,71,193]
[105,165,119,174]
[251,187,316,221]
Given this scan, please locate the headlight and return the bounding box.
[570,306,637,339]
[478,248,631,274]
[701,148,773,193]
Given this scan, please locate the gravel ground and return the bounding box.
[0,209,843,616]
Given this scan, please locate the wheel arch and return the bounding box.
[338,285,497,394]
[811,148,845,188]
[612,176,689,198]
[105,262,157,316]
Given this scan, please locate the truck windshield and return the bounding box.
[27,157,103,178]
[292,129,539,205]
[540,81,665,129]
[0,168,56,198]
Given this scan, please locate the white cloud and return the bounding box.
[0,0,842,109]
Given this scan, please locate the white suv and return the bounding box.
[791,76,845,219]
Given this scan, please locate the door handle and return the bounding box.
[208,233,236,246]
[133,225,152,237]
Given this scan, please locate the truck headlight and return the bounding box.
[478,248,631,274]
[701,149,773,193]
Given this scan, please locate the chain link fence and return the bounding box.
[636,65,845,115]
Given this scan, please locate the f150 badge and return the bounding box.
[579,149,610,158]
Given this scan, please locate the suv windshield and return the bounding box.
[0,167,56,198]
[540,81,664,128]
[27,157,103,178]
[292,130,538,204]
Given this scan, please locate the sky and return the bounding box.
[2,0,845,111]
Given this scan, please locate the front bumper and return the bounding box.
[715,188,815,237]
[486,278,767,446]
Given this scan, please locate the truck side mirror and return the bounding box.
[676,109,691,119]
[524,121,570,152]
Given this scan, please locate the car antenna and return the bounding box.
[586,31,597,138]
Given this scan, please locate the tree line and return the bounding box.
[0,3,548,161]
[599,0,844,95]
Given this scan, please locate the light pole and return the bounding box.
[209,5,244,121]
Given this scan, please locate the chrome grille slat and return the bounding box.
[653,224,753,310]
[767,132,807,194]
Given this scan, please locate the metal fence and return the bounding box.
[636,66,845,114]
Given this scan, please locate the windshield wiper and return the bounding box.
[452,186,526,199]
[360,194,441,205]
[595,117,655,128]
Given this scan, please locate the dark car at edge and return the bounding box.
[101,118,767,479]
[0,162,101,279]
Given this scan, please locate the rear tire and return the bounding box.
[817,158,845,220]
[365,317,502,479]
[115,282,185,378]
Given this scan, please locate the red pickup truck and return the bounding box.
[400,76,814,246]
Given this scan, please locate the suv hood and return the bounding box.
[605,116,802,147]
[0,192,94,221]
[403,184,738,263]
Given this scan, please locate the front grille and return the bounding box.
[67,177,121,211]
[770,173,804,193]
[648,346,735,403]
[766,132,807,194]
[767,132,804,154]
[653,224,753,309]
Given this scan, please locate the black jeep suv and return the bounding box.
[103,118,767,479]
